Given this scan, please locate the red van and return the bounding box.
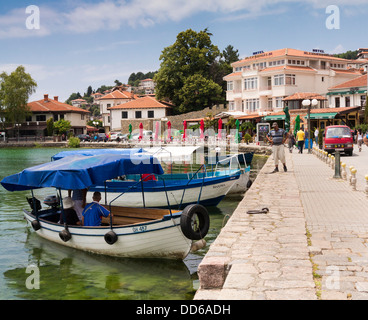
[323,125,354,156]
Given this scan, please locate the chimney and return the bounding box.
[44,94,49,102]
[54,96,59,102]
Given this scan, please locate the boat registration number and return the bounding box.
[133,225,147,233]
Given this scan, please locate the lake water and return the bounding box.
[0,147,267,300]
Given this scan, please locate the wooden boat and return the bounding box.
[52,148,243,208]
[1,154,210,259]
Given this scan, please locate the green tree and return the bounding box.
[222,45,239,65]
[46,118,54,136]
[0,66,37,126]
[86,86,93,97]
[154,28,223,113]
[53,119,71,136]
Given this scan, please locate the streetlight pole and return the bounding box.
[302,99,318,154]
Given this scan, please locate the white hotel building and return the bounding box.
[224,48,363,116]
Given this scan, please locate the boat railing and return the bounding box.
[214,154,242,176]
[107,174,173,228]
[178,164,206,210]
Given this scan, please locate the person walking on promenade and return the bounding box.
[288,131,296,153]
[266,122,288,173]
[314,127,319,145]
[297,127,305,154]
[357,128,363,152]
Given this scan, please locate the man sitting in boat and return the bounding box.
[60,197,81,226]
[82,192,111,227]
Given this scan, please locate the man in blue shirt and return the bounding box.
[82,192,111,226]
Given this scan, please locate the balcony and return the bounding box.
[258,86,272,96]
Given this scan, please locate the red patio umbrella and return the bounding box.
[218,118,223,140]
[200,119,204,140]
[183,120,187,141]
[139,123,143,141]
[167,121,171,142]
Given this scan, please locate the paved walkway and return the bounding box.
[194,144,368,300]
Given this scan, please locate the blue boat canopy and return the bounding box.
[51,148,143,161]
[1,153,163,192]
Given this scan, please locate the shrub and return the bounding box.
[68,137,80,148]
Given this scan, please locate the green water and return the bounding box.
[0,147,267,300]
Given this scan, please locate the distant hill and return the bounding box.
[333,50,358,60]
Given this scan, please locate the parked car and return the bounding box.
[77,134,90,142]
[96,133,108,142]
[110,132,125,141]
[132,130,153,140]
[323,125,354,156]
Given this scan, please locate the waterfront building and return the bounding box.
[223,48,365,131]
[108,95,172,132]
[138,78,155,95]
[98,88,138,132]
[224,48,362,115]
[8,94,90,138]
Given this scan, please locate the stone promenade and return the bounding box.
[194,144,368,300]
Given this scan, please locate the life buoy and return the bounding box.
[31,220,41,231]
[59,229,72,242]
[104,231,118,245]
[180,204,210,240]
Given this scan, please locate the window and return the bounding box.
[147,111,154,118]
[121,111,128,119]
[268,60,285,67]
[245,99,259,112]
[335,97,340,108]
[26,115,32,122]
[81,114,85,120]
[36,115,46,121]
[287,59,305,66]
[267,98,273,110]
[244,77,258,90]
[229,101,235,111]
[227,81,233,91]
[135,111,142,119]
[285,74,296,85]
[361,95,367,107]
[345,96,350,107]
[275,97,284,108]
[274,74,284,86]
[60,114,64,120]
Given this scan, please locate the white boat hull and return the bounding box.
[227,169,251,194]
[23,210,192,259]
[85,176,239,208]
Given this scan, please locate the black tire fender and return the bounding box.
[59,229,72,242]
[104,231,118,245]
[180,204,210,240]
[31,220,41,231]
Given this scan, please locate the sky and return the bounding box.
[0,0,367,102]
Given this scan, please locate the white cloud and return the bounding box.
[0,0,367,39]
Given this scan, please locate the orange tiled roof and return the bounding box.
[108,96,173,110]
[260,65,315,73]
[329,74,367,90]
[283,92,327,101]
[223,72,242,78]
[28,96,89,113]
[233,48,353,66]
[99,90,138,100]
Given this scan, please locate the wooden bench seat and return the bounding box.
[101,206,181,226]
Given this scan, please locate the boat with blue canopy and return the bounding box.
[51,147,248,208]
[1,153,210,259]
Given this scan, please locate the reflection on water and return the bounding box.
[0,148,267,300]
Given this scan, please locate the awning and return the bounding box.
[263,115,286,121]
[304,113,337,120]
